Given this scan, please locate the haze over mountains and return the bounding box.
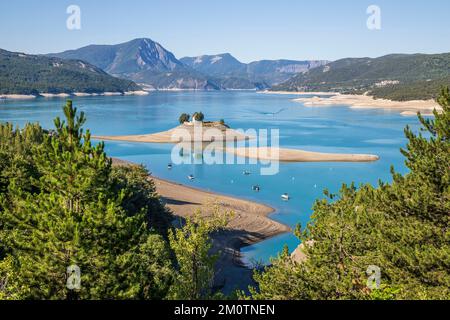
[49,38,328,90]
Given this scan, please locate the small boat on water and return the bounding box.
[281,193,290,201]
[188,175,195,180]
[252,185,260,192]
[167,163,173,169]
[243,170,251,175]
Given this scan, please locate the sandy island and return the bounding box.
[93,122,249,144]
[95,124,379,163]
[112,158,289,293]
[291,93,441,116]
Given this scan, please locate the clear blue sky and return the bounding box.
[1,0,449,62]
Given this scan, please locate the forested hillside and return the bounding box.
[0,49,140,95]
[273,53,450,101]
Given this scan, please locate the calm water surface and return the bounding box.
[0,91,418,264]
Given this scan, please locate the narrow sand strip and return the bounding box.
[230,147,379,162]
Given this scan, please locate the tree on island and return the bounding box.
[192,112,205,122]
[179,113,190,124]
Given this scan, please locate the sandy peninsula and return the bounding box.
[293,93,442,116]
[230,147,379,163]
[112,158,289,292]
[93,122,249,144]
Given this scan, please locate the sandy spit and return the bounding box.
[231,147,379,163]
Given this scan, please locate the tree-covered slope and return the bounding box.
[273,53,450,100]
[0,49,140,95]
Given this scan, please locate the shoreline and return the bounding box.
[111,158,290,293]
[291,93,441,116]
[259,90,339,96]
[0,90,149,100]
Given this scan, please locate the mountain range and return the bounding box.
[273,53,450,100]
[2,37,448,100]
[48,38,328,90]
[181,53,328,89]
[0,49,139,95]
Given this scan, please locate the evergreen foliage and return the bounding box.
[168,209,229,300]
[0,101,173,299]
[179,113,190,124]
[247,88,450,300]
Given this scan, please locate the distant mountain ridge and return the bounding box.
[0,49,140,95]
[49,38,328,90]
[273,53,450,101]
[48,39,220,90]
[181,53,328,89]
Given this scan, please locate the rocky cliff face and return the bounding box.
[48,38,216,90]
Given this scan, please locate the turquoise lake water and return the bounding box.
[0,91,418,264]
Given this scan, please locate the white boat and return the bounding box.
[281,193,290,201]
[188,175,195,180]
[243,170,251,175]
[167,163,173,169]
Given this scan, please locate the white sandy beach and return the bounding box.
[292,93,442,116]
